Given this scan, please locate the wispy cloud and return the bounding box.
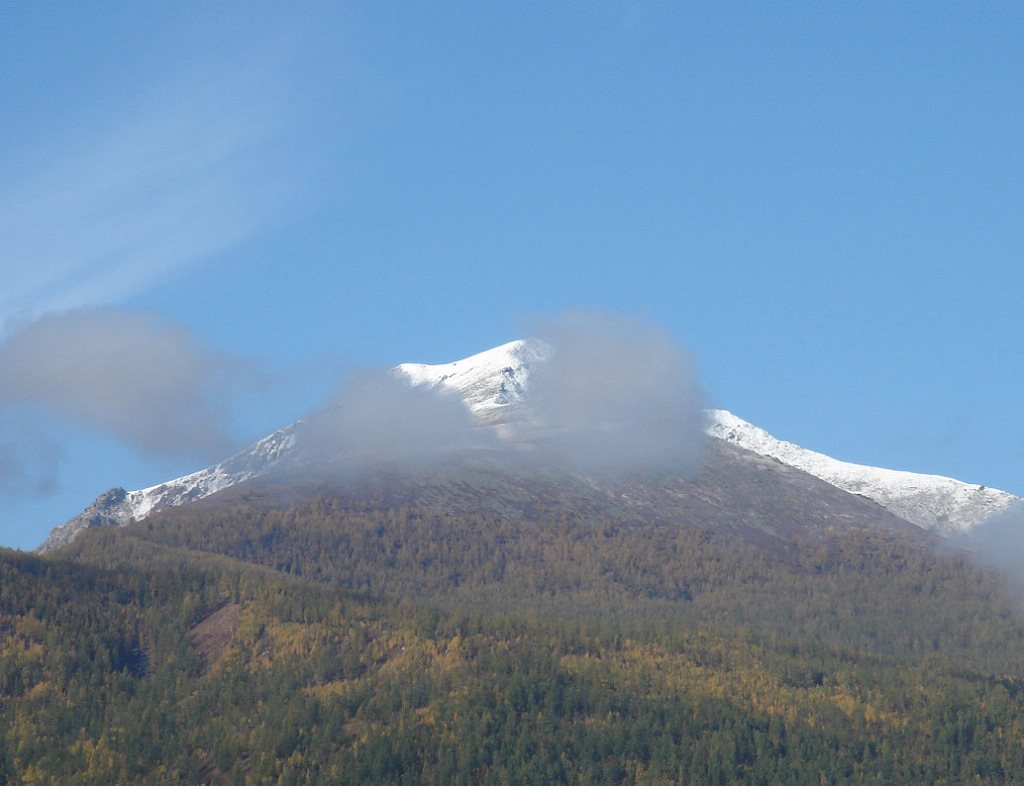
[0,61,293,326]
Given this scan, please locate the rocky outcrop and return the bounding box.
[37,487,136,552]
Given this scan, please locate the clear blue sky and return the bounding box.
[2,2,1023,550]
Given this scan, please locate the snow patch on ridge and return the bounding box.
[37,427,299,551]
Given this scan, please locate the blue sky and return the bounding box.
[2,2,1023,550]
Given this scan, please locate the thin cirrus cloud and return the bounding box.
[0,62,295,326]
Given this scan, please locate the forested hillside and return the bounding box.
[123,486,1023,673]
[6,477,1024,783]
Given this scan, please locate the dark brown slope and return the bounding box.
[85,437,937,632]
[161,438,924,545]
[72,439,968,655]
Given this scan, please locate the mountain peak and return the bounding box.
[38,340,1020,551]
[395,339,548,420]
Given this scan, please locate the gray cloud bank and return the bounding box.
[0,309,240,466]
[519,311,707,472]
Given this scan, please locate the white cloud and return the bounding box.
[295,367,491,471]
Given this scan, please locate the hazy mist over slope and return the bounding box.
[956,502,1024,598]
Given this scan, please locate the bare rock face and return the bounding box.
[37,487,135,553]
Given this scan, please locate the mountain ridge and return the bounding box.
[707,409,1015,534]
[38,339,1018,551]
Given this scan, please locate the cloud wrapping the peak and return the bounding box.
[289,311,708,478]
[0,309,239,462]
[521,310,707,472]
[295,367,491,470]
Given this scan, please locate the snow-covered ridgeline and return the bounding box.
[126,427,299,520]
[706,409,1016,535]
[402,345,1020,534]
[37,427,301,551]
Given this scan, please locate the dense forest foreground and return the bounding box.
[5,482,1024,783]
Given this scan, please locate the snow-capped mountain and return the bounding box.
[397,343,1018,534]
[38,339,1020,551]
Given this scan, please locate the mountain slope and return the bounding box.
[706,409,1016,535]
[396,343,1019,534]
[14,527,1024,784]
[39,426,300,551]
[39,339,1019,550]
